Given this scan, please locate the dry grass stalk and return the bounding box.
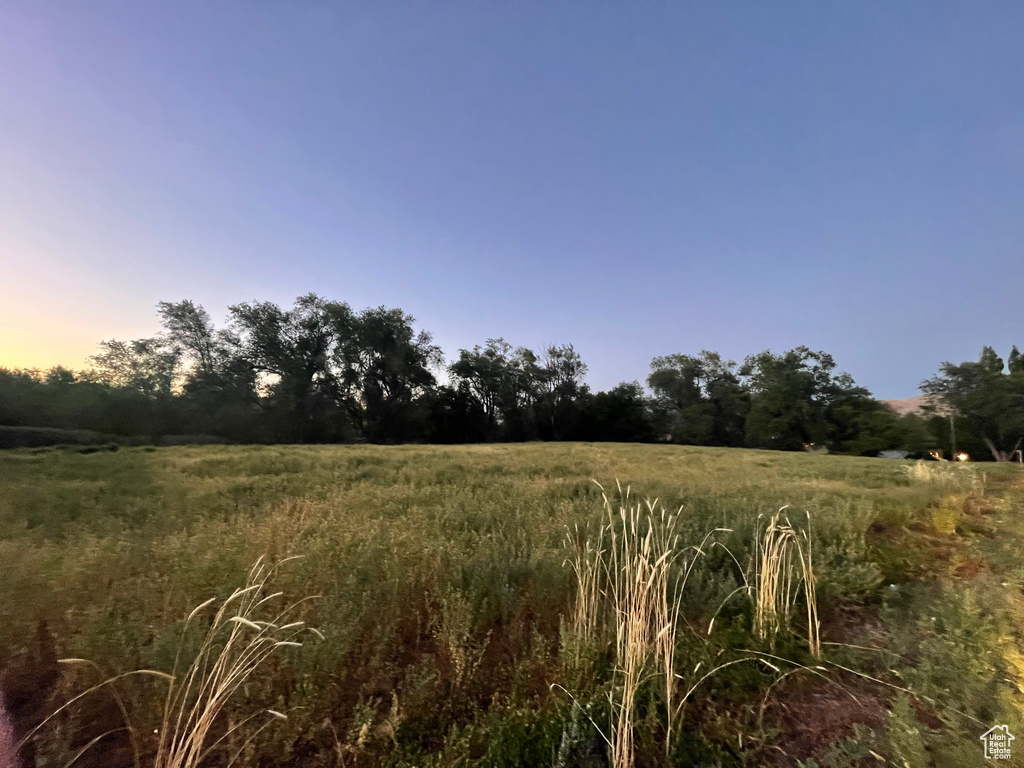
[567,481,697,767]
[566,486,824,767]
[604,486,659,768]
[650,503,683,760]
[153,555,317,768]
[751,508,820,658]
[12,557,316,768]
[564,520,606,666]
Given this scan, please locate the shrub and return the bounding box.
[0,425,126,449]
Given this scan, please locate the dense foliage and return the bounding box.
[922,346,1024,462]
[1,295,1015,457]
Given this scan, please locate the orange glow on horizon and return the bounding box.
[0,336,94,373]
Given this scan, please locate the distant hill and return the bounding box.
[881,395,951,417]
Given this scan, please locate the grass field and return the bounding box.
[1,443,1023,767]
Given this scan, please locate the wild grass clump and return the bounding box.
[152,556,320,768]
[750,508,820,658]
[18,557,320,768]
[903,460,979,491]
[562,486,842,767]
[563,481,734,767]
[603,485,679,768]
[564,520,605,668]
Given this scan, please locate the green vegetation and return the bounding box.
[0,425,127,450]
[1,443,1022,767]
[9,295,1013,456]
[923,346,1024,462]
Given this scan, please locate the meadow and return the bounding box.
[1,443,1022,767]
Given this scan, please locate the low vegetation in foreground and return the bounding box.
[1,443,1023,767]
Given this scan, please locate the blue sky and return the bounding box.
[1,2,1021,398]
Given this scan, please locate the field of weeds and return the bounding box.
[1,443,1022,767]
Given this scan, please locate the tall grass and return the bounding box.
[564,490,832,766]
[564,519,605,670]
[750,508,820,658]
[4,443,1023,766]
[15,557,318,768]
[153,556,319,768]
[604,486,670,768]
[903,460,979,491]
[564,481,730,767]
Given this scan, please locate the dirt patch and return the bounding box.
[952,558,984,578]
[764,675,889,766]
[819,602,889,649]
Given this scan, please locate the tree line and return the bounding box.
[2,294,1021,459]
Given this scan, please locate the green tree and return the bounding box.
[448,339,509,436]
[449,339,544,440]
[647,353,713,444]
[157,300,264,438]
[700,352,751,447]
[740,347,862,451]
[647,351,748,446]
[337,306,443,442]
[157,300,219,377]
[423,384,489,443]
[576,381,655,442]
[229,294,349,442]
[86,338,181,398]
[536,344,589,440]
[922,346,1024,461]
[827,398,910,455]
[0,367,155,436]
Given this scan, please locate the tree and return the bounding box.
[647,351,748,446]
[338,306,443,442]
[740,347,863,451]
[424,384,489,443]
[536,344,589,440]
[157,300,264,438]
[0,367,162,436]
[922,346,1024,461]
[229,294,349,442]
[647,353,713,444]
[700,352,750,447]
[449,340,509,436]
[157,300,219,377]
[827,398,914,455]
[576,381,655,442]
[449,339,545,440]
[86,338,181,398]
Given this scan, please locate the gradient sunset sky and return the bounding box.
[1,2,1021,398]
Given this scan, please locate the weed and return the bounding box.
[152,556,318,768]
[750,508,821,658]
[15,557,318,768]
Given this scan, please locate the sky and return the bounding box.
[1,2,1021,399]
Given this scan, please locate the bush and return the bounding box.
[157,434,235,446]
[0,425,128,449]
